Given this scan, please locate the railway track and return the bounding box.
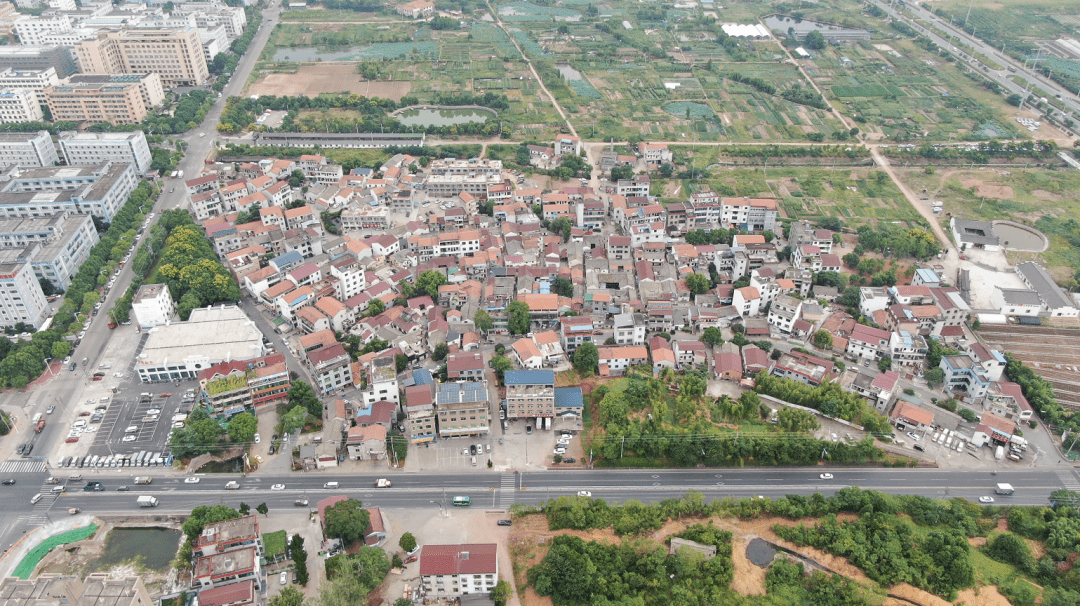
[975,324,1080,411]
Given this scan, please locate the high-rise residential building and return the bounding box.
[0,67,59,106]
[0,212,99,290]
[76,28,209,87]
[172,3,248,37]
[43,73,165,125]
[0,88,42,123]
[58,131,152,174]
[13,14,72,46]
[0,45,77,78]
[0,258,49,328]
[0,130,59,168]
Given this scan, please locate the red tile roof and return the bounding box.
[198,580,254,606]
[419,544,498,576]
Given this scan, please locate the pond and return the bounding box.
[763,15,870,38]
[394,107,496,127]
[91,527,182,572]
[557,63,583,81]
[196,455,245,474]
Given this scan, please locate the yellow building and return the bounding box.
[43,73,164,125]
[76,28,208,88]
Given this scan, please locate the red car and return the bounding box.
[160,393,172,398]
[65,436,79,443]
[92,375,104,381]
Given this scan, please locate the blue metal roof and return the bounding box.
[412,369,433,385]
[504,370,555,385]
[554,387,583,409]
[271,250,303,267]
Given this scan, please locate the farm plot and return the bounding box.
[248,63,414,99]
[977,324,1080,410]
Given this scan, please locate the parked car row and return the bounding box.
[55,451,169,469]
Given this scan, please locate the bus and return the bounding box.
[452,496,471,507]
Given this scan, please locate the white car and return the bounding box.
[271,484,285,491]
[279,572,287,585]
[576,491,592,497]
[121,435,137,442]
[124,426,138,433]
[254,433,260,444]
[907,432,920,441]
[146,409,161,416]
[978,496,994,504]
[819,473,833,480]
[172,422,185,429]
[184,477,201,484]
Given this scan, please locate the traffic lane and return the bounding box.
[50,473,501,493]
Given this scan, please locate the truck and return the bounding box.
[994,445,1004,461]
[375,479,391,488]
[134,477,152,485]
[995,483,1014,495]
[137,496,159,507]
[34,420,46,433]
[177,170,184,179]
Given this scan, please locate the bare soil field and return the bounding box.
[249,64,412,99]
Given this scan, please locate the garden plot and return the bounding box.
[249,64,413,99]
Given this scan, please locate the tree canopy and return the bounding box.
[323,499,372,545]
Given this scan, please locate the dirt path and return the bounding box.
[868,144,951,249]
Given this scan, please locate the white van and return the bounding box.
[68,474,83,482]
[323,482,339,489]
[31,493,43,504]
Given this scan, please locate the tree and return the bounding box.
[506,301,531,335]
[413,270,447,300]
[877,357,892,372]
[238,502,250,515]
[432,342,449,361]
[323,499,371,546]
[291,533,309,585]
[700,326,724,347]
[551,277,574,298]
[227,412,258,444]
[573,342,599,376]
[491,355,514,384]
[367,299,385,317]
[1006,93,1023,107]
[288,380,322,418]
[804,30,826,50]
[926,367,946,388]
[491,579,513,606]
[270,586,305,606]
[474,309,493,332]
[685,273,710,296]
[658,162,674,178]
[51,340,71,359]
[813,330,833,349]
[281,405,307,435]
[399,532,417,553]
[288,169,306,187]
[610,165,634,181]
[256,502,269,515]
[550,216,572,242]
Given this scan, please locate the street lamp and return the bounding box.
[430,499,445,517]
[43,357,54,377]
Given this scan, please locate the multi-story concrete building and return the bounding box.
[0,130,57,168]
[58,131,152,174]
[720,197,778,233]
[76,28,209,87]
[131,283,174,328]
[0,161,138,221]
[0,258,49,328]
[0,88,42,122]
[503,369,555,420]
[0,212,98,290]
[13,14,72,46]
[44,73,165,125]
[419,544,498,598]
[0,574,154,606]
[940,354,992,399]
[193,546,261,590]
[429,158,502,178]
[135,306,264,382]
[612,312,646,345]
[425,173,503,198]
[172,2,248,37]
[767,294,802,334]
[435,381,489,438]
[362,354,400,407]
[308,341,351,394]
[0,45,77,78]
[770,351,835,386]
[0,67,59,105]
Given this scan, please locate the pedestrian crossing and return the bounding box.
[0,460,47,473]
[498,473,516,509]
[1056,468,1080,492]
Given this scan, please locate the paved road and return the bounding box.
[873,0,1079,123]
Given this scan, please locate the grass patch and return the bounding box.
[14,525,98,579]
[264,530,287,560]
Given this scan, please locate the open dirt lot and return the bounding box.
[249,64,412,99]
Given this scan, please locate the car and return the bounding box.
[172,422,185,429]
[22,443,32,456]
[66,435,80,443]
[146,409,161,416]
[563,457,575,464]
[497,520,512,526]
[907,432,920,441]
[554,448,566,455]
[1,479,15,486]
[268,446,276,455]
[576,491,592,497]
[184,477,200,484]
[117,485,129,491]
[271,484,285,491]
[124,426,138,433]
[280,572,287,585]
[978,496,995,504]
[462,447,469,456]
[819,473,834,480]
[99,397,109,403]
[15,444,25,455]
[254,433,260,444]
[913,444,925,452]
[469,445,477,455]
[83,482,103,492]
[85,399,95,404]
[122,435,137,442]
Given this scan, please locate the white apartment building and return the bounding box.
[14,14,72,46]
[612,312,646,345]
[172,3,248,38]
[420,544,498,598]
[428,158,502,178]
[0,130,58,168]
[362,355,400,406]
[131,283,175,328]
[767,294,803,334]
[58,131,152,174]
[0,259,49,328]
[328,254,367,300]
[0,88,42,123]
[0,67,59,105]
[0,212,98,290]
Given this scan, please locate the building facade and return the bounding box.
[0,130,58,168]
[58,131,152,174]
[44,73,165,125]
[76,28,210,87]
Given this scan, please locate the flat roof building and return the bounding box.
[131,283,175,328]
[0,161,139,221]
[58,131,152,174]
[0,88,42,123]
[0,258,48,328]
[0,45,77,78]
[0,575,152,606]
[136,305,265,382]
[0,130,58,168]
[76,28,209,87]
[0,212,98,290]
[43,73,165,125]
